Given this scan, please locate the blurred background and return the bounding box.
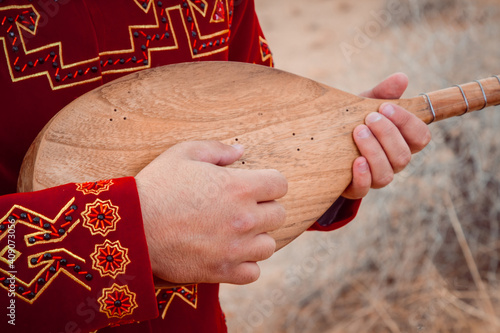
[220,0,500,332]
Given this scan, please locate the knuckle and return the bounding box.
[213,262,230,282]
[261,203,287,232]
[223,253,239,272]
[227,263,260,285]
[172,141,206,159]
[266,242,277,259]
[225,241,244,264]
[261,237,277,259]
[397,110,412,128]
[231,212,256,233]
[416,130,432,151]
[394,150,412,172]
[384,124,398,137]
[277,204,287,221]
[272,204,287,228]
[239,267,260,285]
[266,169,288,196]
[250,236,276,262]
[373,120,398,138]
[229,178,252,198]
[168,141,188,155]
[375,172,394,188]
[348,185,369,200]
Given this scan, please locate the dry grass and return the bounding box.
[219,0,500,332]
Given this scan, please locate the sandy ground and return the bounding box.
[220,0,500,332]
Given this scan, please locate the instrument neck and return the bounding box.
[403,76,500,124]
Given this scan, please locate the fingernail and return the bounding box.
[366,112,382,124]
[380,104,395,118]
[357,127,371,139]
[359,161,369,173]
[231,144,243,151]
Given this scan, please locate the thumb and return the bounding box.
[359,72,408,99]
[180,141,245,166]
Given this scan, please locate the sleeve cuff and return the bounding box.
[0,177,159,332]
[308,197,361,232]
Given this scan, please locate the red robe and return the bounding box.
[0,1,360,332]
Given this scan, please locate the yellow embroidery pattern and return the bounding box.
[0,5,101,90]
[187,0,231,58]
[0,248,89,304]
[259,36,273,65]
[0,198,79,247]
[0,199,91,304]
[98,283,138,319]
[81,199,121,237]
[210,0,226,23]
[98,1,181,76]
[156,284,198,319]
[1,1,232,90]
[90,240,130,279]
[76,179,114,195]
[0,245,21,265]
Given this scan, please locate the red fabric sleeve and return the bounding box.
[308,198,362,232]
[0,177,158,332]
[228,0,273,67]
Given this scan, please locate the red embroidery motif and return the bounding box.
[98,284,138,319]
[90,240,130,279]
[212,0,226,23]
[81,199,121,237]
[156,284,198,319]
[259,36,272,65]
[76,179,114,195]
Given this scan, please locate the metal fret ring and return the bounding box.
[494,75,500,85]
[474,80,488,110]
[420,93,436,124]
[453,84,469,116]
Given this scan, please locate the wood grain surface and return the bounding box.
[18,62,500,250]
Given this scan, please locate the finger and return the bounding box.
[353,125,394,189]
[175,141,245,166]
[365,112,411,174]
[222,234,275,284]
[228,262,261,285]
[360,72,409,99]
[221,235,275,284]
[230,201,285,235]
[379,103,432,153]
[341,157,372,200]
[244,233,277,262]
[235,168,288,203]
[254,201,286,233]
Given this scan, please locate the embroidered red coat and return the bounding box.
[0,1,360,332]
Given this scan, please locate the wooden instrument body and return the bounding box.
[18,62,500,250]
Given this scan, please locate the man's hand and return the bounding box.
[135,141,287,285]
[342,73,431,199]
